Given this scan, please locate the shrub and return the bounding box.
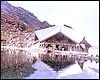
[1,49,37,79]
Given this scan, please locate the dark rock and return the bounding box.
[1,1,53,30]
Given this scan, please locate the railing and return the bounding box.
[39,43,84,52]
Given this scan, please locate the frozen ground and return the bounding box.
[24,59,57,79]
[88,47,99,56]
[24,59,99,79]
[61,60,99,79]
[1,45,99,79]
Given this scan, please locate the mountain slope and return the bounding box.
[1,1,52,30]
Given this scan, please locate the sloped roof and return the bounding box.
[80,37,91,48]
[34,25,84,43]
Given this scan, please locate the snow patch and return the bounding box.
[57,63,83,78]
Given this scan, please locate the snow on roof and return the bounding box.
[80,44,85,49]
[35,25,84,43]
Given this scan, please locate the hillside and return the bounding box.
[1,1,53,30]
[1,12,36,47]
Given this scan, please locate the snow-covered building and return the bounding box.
[34,25,91,54]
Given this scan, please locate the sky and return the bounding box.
[8,1,99,46]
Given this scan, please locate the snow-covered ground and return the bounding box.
[1,45,99,79]
[57,63,83,78]
[24,59,99,79]
[88,46,99,56]
[61,60,99,79]
[24,59,57,79]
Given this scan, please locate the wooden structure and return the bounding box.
[80,37,91,52]
[34,25,90,55]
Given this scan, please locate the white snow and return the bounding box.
[60,70,91,79]
[35,25,84,43]
[82,60,99,79]
[88,47,99,56]
[1,42,43,58]
[59,60,99,79]
[25,59,57,79]
[2,45,99,79]
[32,59,55,73]
[24,59,99,79]
[57,63,83,78]
[24,71,56,79]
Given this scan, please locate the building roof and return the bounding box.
[34,25,84,43]
[80,37,91,48]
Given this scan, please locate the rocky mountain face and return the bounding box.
[1,12,35,32]
[1,1,53,47]
[1,1,52,30]
[1,11,36,47]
